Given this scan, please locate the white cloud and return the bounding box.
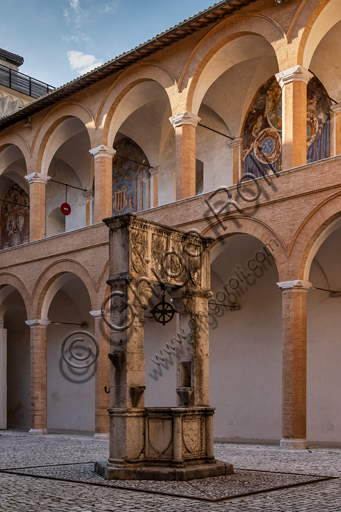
[69,0,81,13]
[67,50,103,74]
[101,2,119,13]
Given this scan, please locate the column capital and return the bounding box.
[149,165,160,176]
[331,102,341,114]
[169,111,201,128]
[25,173,51,185]
[25,319,51,327]
[90,310,102,318]
[228,137,242,149]
[277,280,312,292]
[276,66,313,89]
[89,145,116,158]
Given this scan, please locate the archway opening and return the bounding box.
[46,117,92,235]
[1,286,30,430]
[45,274,95,433]
[0,144,29,250]
[210,233,281,442]
[195,34,279,191]
[307,223,341,443]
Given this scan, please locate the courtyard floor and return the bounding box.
[1,431,341,511]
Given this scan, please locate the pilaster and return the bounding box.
[228,137,242,184]
[149,166,160,207]
[331,103,341,157]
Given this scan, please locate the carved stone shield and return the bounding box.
[183,419,201,454]
[148,419,173,455]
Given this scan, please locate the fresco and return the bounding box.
[112,138,150,216]
[306,76,331,164]
[1,183,29,249]
[243,75,331,177]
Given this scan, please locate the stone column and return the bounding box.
[277,280,312,450]
[25,172,51,241]
[90,310,110,439]
[149,166,160,207]
[0,321,7,430]
[169,112,201,200]
[89,145,116,224]
[331,103,341,156]
[25,319,50,434]
[276,66,313,170]
[229,137,242,184]
[107,278,146,464]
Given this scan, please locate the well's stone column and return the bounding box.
[277,280,312,450]
[0,322,7,430]
[89,145,116,223]
[91,310,110,439]
[276,66,313,170]
[25,172,51,241]
[169,112,201,200]
[229,137,242,184]
[25,319,50,434]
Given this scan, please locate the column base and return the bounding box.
[94,433,109,439]
[280,438,307,450]
[29,428,48,435]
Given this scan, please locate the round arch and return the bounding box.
[0,136,30,173]
[296,0,341,70]
[32,102,96,175]
[98,63,177,148]
[0,273,31,316]
[288,191,341,282]
[32,260,97,320]
[202,215,287,281]
[180,14,285,115]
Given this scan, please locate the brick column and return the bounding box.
[89,145,116,223]
[90,310,110,439]
[169,112,201,200]
[276,66,313,170]
[331,103,341,156]
[228,137,242,184]
[149,166,160,207]
[25,319,50,434]
[25,172,51,241]
[277,280,312,450]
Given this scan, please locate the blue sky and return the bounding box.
[1,0,213,88]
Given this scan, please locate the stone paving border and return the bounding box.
[0,463,332,503]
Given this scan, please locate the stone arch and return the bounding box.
[98,63,177,148]
[180,13,286,115]
[32,102,96,175]
[0,272,31,316]
[201,215,287,281]
[32,259,97,320]
[288,191,341,282]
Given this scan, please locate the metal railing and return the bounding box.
[0,63,54,99]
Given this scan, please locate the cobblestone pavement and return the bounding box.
[1,431,341,511]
